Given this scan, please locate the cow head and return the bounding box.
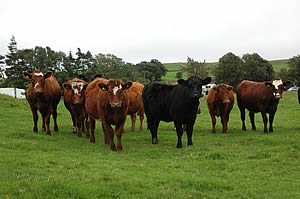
[23,71,52,94]
[213,84,233,104]
[178,76,212,99]
[98,80,133,108]
[63,79,88,104]
[265,79,291,99]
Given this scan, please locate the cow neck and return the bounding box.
[33,93,48,109]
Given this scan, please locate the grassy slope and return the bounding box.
[163,59,288,81]
[0,92,299,199]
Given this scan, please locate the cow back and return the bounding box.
[126,81,144,114]
[236,80,276,113]
[85,78,109,119]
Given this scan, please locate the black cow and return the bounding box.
[142,76,211,148]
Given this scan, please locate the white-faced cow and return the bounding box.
[142,76,212,148]
[236,80,290,133]
[63,78,88,137]
[23,71,61,135]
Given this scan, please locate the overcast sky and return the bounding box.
[1,0,299,63]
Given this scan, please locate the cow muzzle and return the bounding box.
[274,93,281,99]
[34,88,43,94]
[223,99,230,104]
[110,102,122,108]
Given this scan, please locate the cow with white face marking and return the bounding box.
[236,80,290,133]
[63,78,88,137]
[23,71,61,135]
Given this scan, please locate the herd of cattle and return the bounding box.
[22,71,295,151]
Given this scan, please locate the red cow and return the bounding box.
[63,78,88,137]
[23,71,61,135]
[85,78,132,151]
[206,84,234,134]
[236,80,290,133]
[126,81,144,131]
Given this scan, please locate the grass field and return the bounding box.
[163,59,288,81]
[0,92,299,199]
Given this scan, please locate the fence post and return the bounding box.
[14,87,17,98]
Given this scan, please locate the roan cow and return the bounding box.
[206,84,234,134]
[236,80,290,133]
[23,71,61,135]
[142,76,211,148]
[126,81,144,131]
[85,78,132,151]
[63,78,88,137]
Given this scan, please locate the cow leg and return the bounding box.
[43,111,51,135]
[221,114,228,134]
[104,124,116,151]
[269,113,275,132]
[52,105,58,132]
[102,123,110,145]
[115,125,124,151]
[130,113,136,132]
[149,119,159,144]
[209,112,216,134]
[139,110,144,131]
[186,123,194,146]
[76,117,83,137]
[84,116,89,137]
[41,111,46,132]
[71,113,76,134]
[239,107,246,131]
[31,106,38,133]
[174,121,183,148]
[249,112,256,131]
[261,112,268,133]
[88,117,96,143]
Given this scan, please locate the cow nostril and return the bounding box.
[223,99,230,104]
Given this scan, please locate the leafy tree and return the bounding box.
[136,59,167,82]
[214,52,243,88]
[287,55,300,85]
[241,53,274,81]
[181,57,208,79]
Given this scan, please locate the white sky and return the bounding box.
[0,0,300,63]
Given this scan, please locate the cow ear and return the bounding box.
[44,72,52,79]
[23,71,32,80]
[265,82,273,88]
[202,77,212,85]
[83,83,88,90]
[122,82,133,90]
[98,83,108,91]
[177,79,187,86]
[283,81,291,87]
[227,86,233,91]
[62,83,72,90]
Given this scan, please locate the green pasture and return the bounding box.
[0,91,299,199]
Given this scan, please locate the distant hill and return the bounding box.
[162,59,289,81]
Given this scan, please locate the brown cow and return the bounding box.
[85,78,132,151]
[23,71,61,135]
[206,84,234,134]
[126,81,144,131]
[236,80,290,133]
[62,78,88,137]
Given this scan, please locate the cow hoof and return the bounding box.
[111,145,117,151]
[46,132,51,136]
[54,126,58,132]
[33,127,38,133]
[176,144,182,149]
[242,126,246,131]
[117,145,123,151]
[152,139,158,144]
[90,138,95,143]
[42,128,46,132]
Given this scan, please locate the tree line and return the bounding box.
[0,36,167,88]
[0,35,299,89]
